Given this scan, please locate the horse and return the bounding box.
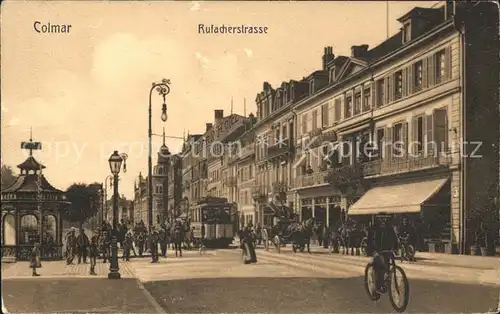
[346,222,365,256]
[278,217,316,253]
[171,222,186,257]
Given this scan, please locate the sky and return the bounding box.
[1,0,440,199]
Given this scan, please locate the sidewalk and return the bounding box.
[2,260,135,279]
[301,245,500,270]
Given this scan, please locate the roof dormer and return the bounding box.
[397,7,444,44]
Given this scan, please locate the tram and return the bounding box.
[191,197,235,248]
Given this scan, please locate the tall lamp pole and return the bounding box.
[107,151,127,280]
[148,78,171,229]
[103,175,113,223]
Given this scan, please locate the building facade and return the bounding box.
[173,1,499,254]
[167,154,183,218]
[288,1,498,254]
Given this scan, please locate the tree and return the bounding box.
[1,165,17,190]
[64,183,101,228]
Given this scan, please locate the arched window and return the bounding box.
[158,167,163,175]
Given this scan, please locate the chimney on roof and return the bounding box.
[322,46,335,71]
[263,81,271,91]
[206,123,213,131]
[351,45,369,58]
[214,110,224,125]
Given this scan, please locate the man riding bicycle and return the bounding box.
[372,214,399,294]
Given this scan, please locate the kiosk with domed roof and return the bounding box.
[1,132,70,262]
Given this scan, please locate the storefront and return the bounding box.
[348,176,452,252]
[299,193,342,227]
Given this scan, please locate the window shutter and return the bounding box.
[322,103,329,128]
[402,122,409,156]
[388,75,394,103]
[384,126,393,161]
[411,116,418,156]
[427,55,435,87]
[402,68,408,97]
[425,113,434,156]
[373,81,378,108]
[408,65,414,95]
[445,46,452,80]
[340,96,344,120]
[422,58,428,89]
[434,108,448,154]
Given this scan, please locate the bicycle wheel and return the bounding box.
[364,263,381,301]
[407,245,416,260]
[389,265,410,312]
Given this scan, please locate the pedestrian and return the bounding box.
[65,228,77,265]
[122,230,133,261]
[99,230,111,263]
[30,243,42,276]
[89,229,99,275]
[256,223,262,245]
[159,224,168,258]
[76,228,90,264]
[149,226,159,263]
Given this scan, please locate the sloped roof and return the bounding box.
[1,174,63,193]
[17,156,46,170]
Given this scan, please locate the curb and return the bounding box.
[2,295,8,313]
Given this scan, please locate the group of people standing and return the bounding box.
[61,218,194,275]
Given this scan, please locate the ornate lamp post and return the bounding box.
[107,151,126,279]
[148,78,171,229]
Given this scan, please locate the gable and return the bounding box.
[336,59,368,82]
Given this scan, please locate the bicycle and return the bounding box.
[364,249,410,313]
[399,235,416,262]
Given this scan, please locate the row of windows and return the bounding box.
[297,108,449,176]
[300,47,451,136]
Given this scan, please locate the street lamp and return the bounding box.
[107,150,125,280]
[103,175,113,222]
[148,78,171,229]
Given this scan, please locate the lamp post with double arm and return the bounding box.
[107,151,127,279]
[148,79,171,230]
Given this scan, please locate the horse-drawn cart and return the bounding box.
[262,217,316,254]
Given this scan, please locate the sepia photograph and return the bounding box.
[1,0,499,313]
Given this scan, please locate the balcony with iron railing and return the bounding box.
[362,153,452,177]
[240,143,255,159]
[251,185,269,200]
[266,138,294,160]
[293,170,329,189]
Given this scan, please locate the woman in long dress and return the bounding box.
[30,243,42,276]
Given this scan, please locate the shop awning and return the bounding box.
[348,178,449,215]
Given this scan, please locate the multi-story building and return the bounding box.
[133,137,172,227]
[133,173,148,224]
[206,110,247,199]
[153,138,170,225]
[234,124,257,226]
[287,1,498,254]
[253,79,309,227]
[167,154,183,218]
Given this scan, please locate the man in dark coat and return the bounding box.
[65,228,77,265]
[89,229,99,275]
[76,228,90,264]
[149,226,159,263]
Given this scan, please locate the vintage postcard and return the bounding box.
[1,0,499,313]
